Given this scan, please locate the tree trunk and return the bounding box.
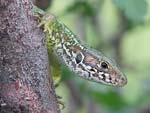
[0,0,59,113]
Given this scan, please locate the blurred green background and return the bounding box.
[34,0,150,113]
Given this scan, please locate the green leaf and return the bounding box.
[113,0,148,22]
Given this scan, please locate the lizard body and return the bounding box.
[34,7,127,87]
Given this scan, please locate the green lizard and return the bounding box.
[33,6,127,87]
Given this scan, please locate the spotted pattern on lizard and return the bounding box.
[38,14,127,87]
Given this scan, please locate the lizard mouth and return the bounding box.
[100,72,127,86]
[110,74,127,87]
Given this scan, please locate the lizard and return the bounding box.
[33,6,127,87]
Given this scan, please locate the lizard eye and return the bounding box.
[75,53,83,64]
[101,62,108,69]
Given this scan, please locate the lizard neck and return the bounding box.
[47,20,85,69]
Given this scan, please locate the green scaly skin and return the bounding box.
[33,6,127,87]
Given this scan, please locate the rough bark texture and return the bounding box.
[0,0,59,113]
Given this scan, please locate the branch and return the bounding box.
[0,0,59,112]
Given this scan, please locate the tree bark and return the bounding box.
[0,0,59,113]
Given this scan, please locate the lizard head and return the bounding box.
[74,48,127,87]
[96,56,127,86]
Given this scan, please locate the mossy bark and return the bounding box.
[0,0,59,112]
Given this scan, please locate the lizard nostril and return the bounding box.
[118,76,127,86]
[122,76,127,84]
